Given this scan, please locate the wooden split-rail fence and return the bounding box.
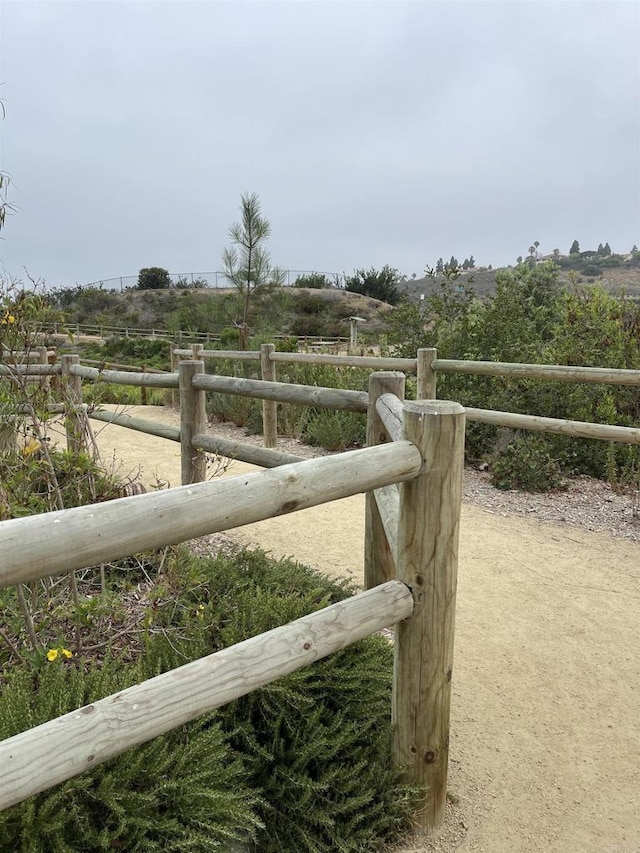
[1,346,640,837]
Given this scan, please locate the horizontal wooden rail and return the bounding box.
[376,393,404,442]
[192,374,369,412]
[86,412,304,468]
[173,349,261,361]
[172,349,417,370]
[0,579,413,811]
[80,358,168,375]
[269,352,418,371]
[433,358,640,386]
[70,364,179,388]
[0,351,55,363]
[465,407,640,444]
[88,410,181,442]
[0,363,61,376]
[0,441,422,587]
[191,433,304,468]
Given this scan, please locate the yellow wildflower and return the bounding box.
[1,313,15,324]
[22,438,41,457]
[46,647,72,661]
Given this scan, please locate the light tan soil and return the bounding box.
[86,406,640,853]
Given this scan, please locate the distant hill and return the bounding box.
[396,258,640,303]
[51,284,394,339]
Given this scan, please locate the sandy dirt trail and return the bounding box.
[88,406,640,853]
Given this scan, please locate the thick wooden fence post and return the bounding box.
[37,345,49,391]
[261,343,277,448]
[364,371,405,590]
[179,360,207,485]
[393,399,465,834]
[416,347,437,400]
[61,354,84,453]
[191,343,204,359]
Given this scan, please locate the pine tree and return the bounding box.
[570,240,580,254]
[597,243,604,255]
[435,258,444,273]
[603,242,612,256]
[222,193,285,349]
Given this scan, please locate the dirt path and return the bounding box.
[88,406,640,853]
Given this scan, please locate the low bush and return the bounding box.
[293,273,333,289]
[0,549,417,852]
[305,410,366,451]
[137,267,171,290]
[490,435,566,492]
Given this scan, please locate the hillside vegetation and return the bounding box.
[397,252,640,303]
[386,261,640,491]
[49,285,392,342]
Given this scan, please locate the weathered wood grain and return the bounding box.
[192,373,369,412]
[417,347,437,399]
[261,343,278,448]
[173,349,261,361]
[0,363,61,375]
[434,358,640,385]
[191,433,303,468]
[465,407,640,444]
[0,440,422,588]
[375,392,405,442]
[61,354,84,452]
[270,351,418,371]
[179,360,207,485]
[393,400,466,834]
[88,410,181,443]
[364,372,405,590]
[373,484,399,565]
[69,364,179,388]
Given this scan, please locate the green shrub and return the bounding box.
[0,447,124,519]
[0,550,417,852]
[293,273,332,289]
[0,656,261,852]
[152,550,417,852]
[82,381,165,407]
[581,264,601,278]
[343,266,401,305]
[137,267,171,290]
[100,337,169,367]
[291,315,326,337]
[305,411,366,451]
[490,435,565,492]
[219,326,240,347]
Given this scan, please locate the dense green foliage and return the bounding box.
[385,261,640,489]
[205,356,367,452]
[137,267,172,290]
[343,266,401,305]
[293,273,334,289]
[0,550,416,852]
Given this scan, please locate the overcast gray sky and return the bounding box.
[1,0,639,288]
